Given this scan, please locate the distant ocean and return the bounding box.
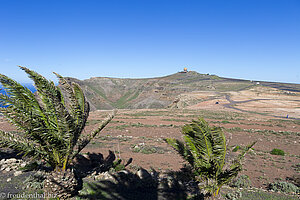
[0,83,36,108]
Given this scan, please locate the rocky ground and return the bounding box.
[0,87,299,199]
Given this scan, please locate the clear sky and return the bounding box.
[0,0,299,84]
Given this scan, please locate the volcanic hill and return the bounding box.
[63,71,300,110]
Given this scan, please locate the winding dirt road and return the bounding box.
[223,94,300,120]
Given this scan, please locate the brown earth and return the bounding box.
[0,85,299,191]
[63,70,300,112]
[81,108,299,189]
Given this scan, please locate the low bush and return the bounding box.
[269,181,299,194]
[270,148,285,156]
[230,175,251,188]
[225,190,242,200]
[112,158,133,172]
[132,144,165,154]
[221,120,230,124]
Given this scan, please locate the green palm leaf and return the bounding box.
[0,67,115,171]
[165,117,255,197]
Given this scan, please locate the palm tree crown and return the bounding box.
[0,66,114,171]
[165,118,255,197]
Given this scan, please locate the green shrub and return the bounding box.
[132,144,164,154]
[269,181,299,194]
[232,145,240,152]
[240,188,299,200]
[111,158,133,172]
[225,190,242,200]
[112,160,125,172]
[270,148,285,156]
[230,175,251,188]
[221,120,230,124]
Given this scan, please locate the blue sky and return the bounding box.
[0,0,299,83]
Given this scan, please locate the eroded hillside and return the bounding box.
[63,71,257,110]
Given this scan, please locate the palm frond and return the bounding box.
[0,73,45,122]
[53,72,81,119]
[70,82,89,142]
[182,118,214,168]
[165,117,256,197]
[164,138,194,166]
[210,126,226,171]
[52,73,91,167]
[1,67,114,171]
[18,68,67,141]
[0,130,47,159]
[217,160,242,186]
[237,141,256,160]
[72,110,116,159]
[0,74,53,148]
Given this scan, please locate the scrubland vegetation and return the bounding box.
[0,68,299,199]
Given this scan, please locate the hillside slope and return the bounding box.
[62,71,300,110]
[63,71,255,110]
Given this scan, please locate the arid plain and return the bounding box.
[77,85,300,189]
[0,78,299,198]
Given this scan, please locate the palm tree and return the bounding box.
[165,118,255,199]
[0,66,115,199]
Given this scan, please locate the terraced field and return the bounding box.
[80,107,300,190]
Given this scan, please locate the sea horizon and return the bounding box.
[0,83,36,108]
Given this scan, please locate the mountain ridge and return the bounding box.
[62,71,300,110]
[1,71,300,110]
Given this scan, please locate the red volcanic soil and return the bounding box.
[82,108,300,189]
[1,107,299,190]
